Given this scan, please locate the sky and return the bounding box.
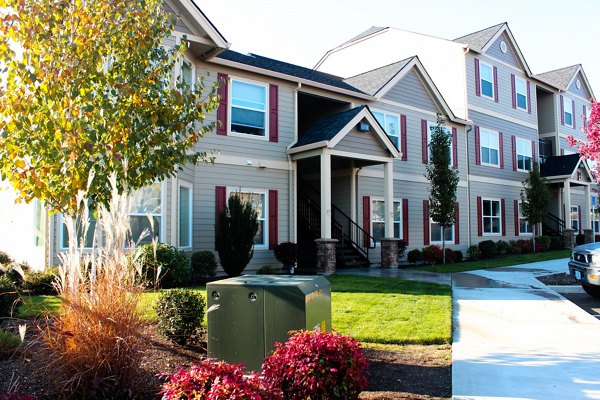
[198,0,600,96]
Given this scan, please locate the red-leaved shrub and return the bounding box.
[160,359,271,400]
[0,395,36,400]
[422,245,442,264]
[262,330,368,400]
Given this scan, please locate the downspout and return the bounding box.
[288,82,302,242]
[465,124,473,247]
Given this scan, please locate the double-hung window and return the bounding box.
[178,183,192,249]
[518,202,534,235]
[427,122,453,165]
[60,203,97,249]
[571,206,579,232]
[516,138,532,171]
[130,182,162,245]
[228,189,267,247]
[180,56,195,89]
[371,198,402,242]
[482,199,502,235]
[563,96,574,127]
[515,77,527,110]
[372,110,400,148]
[592,197,600,234]
[480,129,500,166]
[430,218,454,243]
[480,62,494,99]
[230,79,268,137]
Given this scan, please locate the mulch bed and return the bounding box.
[0,321,451,399]
[537,272,578,286]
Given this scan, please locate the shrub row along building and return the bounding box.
[0,0,596,272]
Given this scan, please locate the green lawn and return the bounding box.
[18,276,452,346]
[410,249,571,273]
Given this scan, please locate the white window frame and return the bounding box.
[59,207,97,250]
[229,77,269,140]
[592,196,600,234]
[179,53,196,90]
[480,128,500,167]
[571,206,579,232]
[515,77,528,111]
[371,197,402,244]
[518,202,534,236]
[227,187,268,249]
[33,199,45,248]
[516,137,533,172]
[129,182,163,246]
[371,109,400,149]
[563,96,574,128]
[427,121,453,166]
[482,198,502,236]
[479,62,495,100]
[178,182,193,249]
[430,217,455,244]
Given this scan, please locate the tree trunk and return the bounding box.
[442,228,446,264]
[532,234,536,253]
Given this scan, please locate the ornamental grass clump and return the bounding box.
[160,359,270,400]
[262,330,368,400]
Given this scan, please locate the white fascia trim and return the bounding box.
[287,141,329,155]
[173,31,215,47]
[468,104,538,130]
[359,168,469,188]
[170,0,229,49]
[577,158,597,183]
[329,149,392,163]
[289,148,325,161]
[210,58,374,101]
[314,28,390,70]
[469,174,523,188]
[479,25,532,77]
[564,90,594,104]
[378,98,436,117]
[214,154,291,170]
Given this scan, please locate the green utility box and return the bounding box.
[207,275,331,371]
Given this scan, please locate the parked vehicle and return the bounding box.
[568,243,600,298]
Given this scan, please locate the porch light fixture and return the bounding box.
[358,122,370,132]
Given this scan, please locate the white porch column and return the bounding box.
[585,184,592,229]
[320,151,332,239]
[384,161,394,238]
[350,162,357,223]
[564,180,572,228]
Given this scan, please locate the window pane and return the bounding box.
[255,220,265,245]
[372,201,385,222]
[483,200,491,216]
[372,111,385,127]
[517,94,527,109]
[386,115,399,137]
[482,80,494,97]
[443,226,453,241]
[431,222,442,242]
[179,186,191,247]
[232,81,266,110]
[394,222,400,239]
[481,64,493,81]
[393,201,401,221]
[492,201,500,217]
[483,217,491,233]
[231,108,266,135]
[130,215,160,245]
[131,183,161,215]
[373,222,385,242]
[565,113,572,126]
[490,149,499,165]
[492,217,500,233]
[181,60,193,87]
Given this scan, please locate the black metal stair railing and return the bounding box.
[542,212,566,237]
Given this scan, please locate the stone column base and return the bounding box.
[584,229,594,244]
[315,239,338,275]
[563,228,576,248]
[380,238,400,268]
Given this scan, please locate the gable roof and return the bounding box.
[344,58,412,96]
[536,64,595,99]
[215,50,367,95]
[338,26,388,48]
[454,22,532,76]
[289,106,401,158]
[540,154,595,183]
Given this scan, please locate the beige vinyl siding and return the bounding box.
[486,32,521,69]
[382,69,437,111]
[334,127,390,158]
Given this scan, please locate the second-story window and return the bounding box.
[516,137,532,171]
[480,128,500,167]
[480,62,494,99]
[563,96,574,127]
[372,110,400,148]
[515,77,527,111]
[230,79,268,137]
[427,122,453,166]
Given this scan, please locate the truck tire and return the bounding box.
[582,284,600,298]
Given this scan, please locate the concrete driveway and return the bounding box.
[452,258,600,400]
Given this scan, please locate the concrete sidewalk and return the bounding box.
[452,258,600,400]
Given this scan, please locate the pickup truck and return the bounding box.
[568,243,600,298]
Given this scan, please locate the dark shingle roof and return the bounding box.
[343,58,413,96]
[540,154,581,177]
[536,65,580,91]
[216,50,365,94]
[292,106,366,148]
[338,26,387,48]
[454,23,505,51]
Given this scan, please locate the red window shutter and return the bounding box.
[475,126,481,165]
[501,198,506,236]
[584,105,588,129]
[268,190,278,249]
[401,115,407,161]
[217,73,228,136]
[499,132,504,169]
[511,74,516,109]
[531,140,536,164]
[215,186,227,236]
[454,202,460,244]
[269,84,278,143]
[572,100,576,129]
[514,199,519,236]
[474,58,481,97]
[477,196,483,236]
[421,119,428,164]
[578,205,582,231]
[511,135,517,171]
[452,127,458,169]
[527,81,532,114]
[363,196,371,236]
[560,95,565,125]
[402,198,409,244]
[423,200,430,245]
[493,66,499,103]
